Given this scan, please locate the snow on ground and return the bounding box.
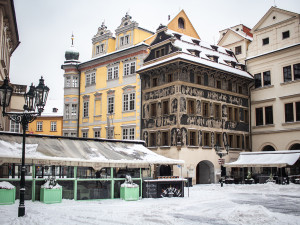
[1,183,300,225]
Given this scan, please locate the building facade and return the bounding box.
[138,10,253,184]
[27,99,63,136]
[0,0,20,131]
[61,14,154,139]
[246,7,300,152]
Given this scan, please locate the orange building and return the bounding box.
[27,99,63,136]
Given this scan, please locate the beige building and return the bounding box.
[246,7,300,152]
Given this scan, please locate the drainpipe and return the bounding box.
[76,64,80,137]
[248,83,254,152]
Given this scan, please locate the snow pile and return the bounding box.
[41,179,62,189]
[0,181,15,189]
[0,140,39,157]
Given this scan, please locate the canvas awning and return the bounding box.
[0,132,184,169]
[224,150,300,168]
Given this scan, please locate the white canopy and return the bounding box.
[0,132,184,169]
[225,150,300,168]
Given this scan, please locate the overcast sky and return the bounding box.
[10,0,300,101]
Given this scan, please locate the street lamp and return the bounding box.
[214,142,229,187]
[0,76,49,217]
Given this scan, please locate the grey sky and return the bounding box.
[10,0,300,101]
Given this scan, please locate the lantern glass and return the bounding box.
[24,84,36,111]
[35,76,49,112]
[0,77,13,107]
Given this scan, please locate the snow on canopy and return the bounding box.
[139,29,253,80]
[0,132,184,169]
[225,150,300,168]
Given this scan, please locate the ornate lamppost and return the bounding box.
[0,76,49,217]
[214,142,229,187]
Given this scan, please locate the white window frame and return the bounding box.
[125,35,129,44]
[120,37,124,46]
[122,127,135,140]
[10,121,20,133]
[66,76,71,87]
[107,66,119,80]
[108,96,114,113]
[123,62,136,76]
[65,104,70,119]
[50,121,57,132]
[123,93,135,111]
[82,132,88,138]
[94,130,100,138]
[37,121,43,132]
[83,101,89,117]
[72,76,78,87]
[71,104,77,117]
[86,72,96,86]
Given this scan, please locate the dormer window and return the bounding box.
[207,55,218,63]
[211,45,218,51]
[174,33,181,40]
[231,62,236,68]
[192,39,200,45]
[188,49,200,57]
[125,35,129,44]
[262,37,269,45]
[155,48,165,58]
[120,37,124,46]
[53,108,58,113]
[178,17,185,29]
[235,46,242,55]
[282,31,290,39]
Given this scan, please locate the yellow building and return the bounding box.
[61,13,154,139]
[27,99,63,136]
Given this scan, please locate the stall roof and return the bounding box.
[224,150,300,168]
[0,132,184,169]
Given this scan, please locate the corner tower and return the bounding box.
[61,34,80,137]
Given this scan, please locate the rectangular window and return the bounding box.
[245,136,250,150]
[107,66,119,80]
[150,103,157,117]
[82,132,88,138]
[72,77,78,87]
[285,103,294,122]
[263,71,271,86]
[108,97,114,113]
[107,68,112,80]
[283,66,292,82]
[83,102,89,117]
[254,73,262,88]
[228,80,232,91]
[37,121,43,131]
[202,102,209,117]
[66,77,71,87]
[113,66,118,79]
[296,102,300,121]
[100,44,104,53]
[294,63,300,80]
[125,35,129,44]
[124,62,136,76]
[234,107,239,122]
[161,131,169,146]
[215,132,222,147]
[71,104,77,117]
[91,73,96,84]
[282,30,290,39]
[50,121,57,132]
[65,104,69,119]
[216,80,221,89]
[106,127,114,139]
[96,45,100,54]
[149,132,156,147]
[196,75,201,85]
[162,100,169,115]
[123,93,135,111]
[256,107,263,126]
[203,132,210,147]
[265,106,273,125]
[189,131,197,146]
[152,77,158,87]
[228,106,233,121]
[236,135,241,149]
[10,121,20,133]
[214,104,221,120]
[238,85,243,94]
[123,128,135,140]
[94,130,100,138]
[244,110,249,123]
[86,74,91,86]
[188,99,196,115]
[235,46,242,55]
[120,37,124,46]
[167,74,173,82]
[155,50,160,58]
[228,134,234,148]
[262,37,269,45]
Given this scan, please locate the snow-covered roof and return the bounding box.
[225,150,300,168]
[0,132,184,169]
[40,99,63,117]
[228,28,253,41]
[139,29,253,79]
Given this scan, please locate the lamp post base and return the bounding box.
[18,206,25,217]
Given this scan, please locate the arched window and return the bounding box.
[262,145,275,151]
[178,17,185,29]
[289,143,300,150]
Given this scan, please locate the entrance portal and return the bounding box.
[196,160,215,184]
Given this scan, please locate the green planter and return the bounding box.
[120,186,139,201]
[40,188,62,204]
[0,188,16,205]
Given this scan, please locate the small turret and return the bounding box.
[65,34,79,62]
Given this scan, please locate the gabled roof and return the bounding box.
[167,9,200,40]
[139,29,253,80]
[251,6,300,32]
[218,28,252,46]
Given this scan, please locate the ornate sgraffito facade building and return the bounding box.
[138,10,253,184]
[61,14,154,139]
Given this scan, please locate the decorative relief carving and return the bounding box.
[144,86,176,101]
[171,98,178,114]
[180,97,186,112]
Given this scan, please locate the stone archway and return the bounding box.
[196,160,215,184]
[289,143,300,150]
